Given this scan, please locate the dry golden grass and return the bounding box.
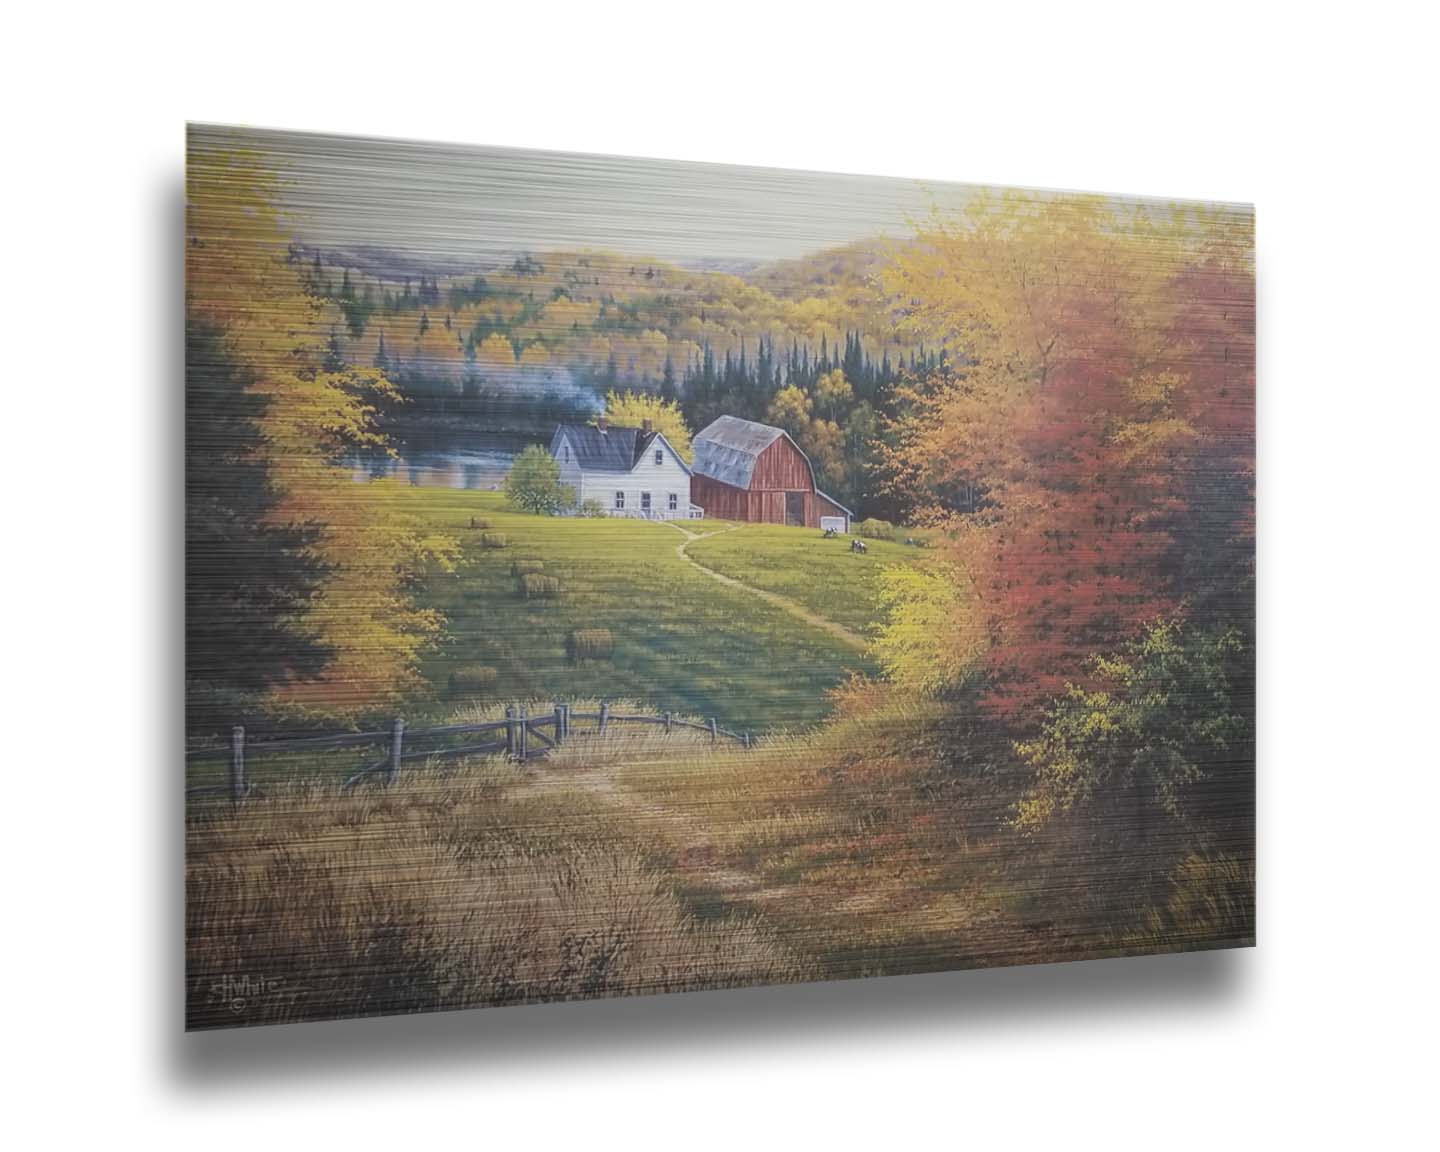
[592,686,1028,976]
[591,682,1252,975]
[186,741,814,1029]
[188,692,1252,1027]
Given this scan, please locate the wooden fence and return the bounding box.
[185,702,753,801]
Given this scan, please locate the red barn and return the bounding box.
[690,415,852,531]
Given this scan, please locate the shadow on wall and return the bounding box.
[166,948,1250,1091]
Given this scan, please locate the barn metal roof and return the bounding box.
[692,416,786,489]
[550,424,660,472]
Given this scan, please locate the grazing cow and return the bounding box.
[850,538,868,554]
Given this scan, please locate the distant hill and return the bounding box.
[303,239,920,398]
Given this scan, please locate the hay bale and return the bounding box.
[468,516,492,530]
[479,532,508,549]
[519,573,561,599]
[510,559,545,578]
[448,664,499,694]
[567,628,614,661]
[857,518,895,541]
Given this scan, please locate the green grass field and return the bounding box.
[686,522,929,636]
[186,490,929,790]
[403,489,904,734]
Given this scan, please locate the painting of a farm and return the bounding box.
[185,125,1255,1028]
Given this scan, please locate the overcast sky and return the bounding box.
[191,123,1003,266]
[192,124,1247,268]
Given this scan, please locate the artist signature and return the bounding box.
[205,973,289,1015]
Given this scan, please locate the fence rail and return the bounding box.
[185,702,752,801]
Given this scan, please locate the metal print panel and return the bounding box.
[185,124,1255,1029]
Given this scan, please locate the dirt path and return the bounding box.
[534,756,836,914]
[665,524,869,651]
[532,757,768,896]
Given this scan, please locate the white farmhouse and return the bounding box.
[549,417,700,520]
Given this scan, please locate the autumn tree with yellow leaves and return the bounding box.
[602,390,694,463]
[186,142,457,726]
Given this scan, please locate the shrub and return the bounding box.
[448,664,499,694]
[1014,622,1247,854]
[510,559,545,578]
[519,574,561,600]
[468,516,492,530]
[577,500,608,518]
[857,518,895,540]
[503,445,575,516]
[479,533,508,549]
[567,628,614,661]
[872,563,984,694]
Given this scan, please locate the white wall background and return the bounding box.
[5,2,1436,1146]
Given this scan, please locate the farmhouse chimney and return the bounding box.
[642,418,653,434]
[597,415,608,432]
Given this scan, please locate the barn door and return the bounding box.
[785,491,805,527]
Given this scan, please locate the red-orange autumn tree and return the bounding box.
[880,192,1254,720]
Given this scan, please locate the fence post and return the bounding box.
[518,706,528,760]
[505,705,516,758]
[387,717,405,785]
[743,732,751,750]
[230,725,246,802]
[664,710,673,735]
[553,701,565,746]
[598,700,610,734]
[709,717,718,745]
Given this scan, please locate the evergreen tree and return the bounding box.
[186,316,332,731]
[660,355,678,404]
[323,326,346,372]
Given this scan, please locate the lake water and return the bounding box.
[345,434,530,490]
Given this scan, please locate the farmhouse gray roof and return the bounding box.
[692,415,786,489]
[550,423,660,472]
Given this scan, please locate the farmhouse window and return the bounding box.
[654,449,664,465]
[668,492,678,511]
[563,445,570,462]
[614,491,625,509]
[641,491,652,511]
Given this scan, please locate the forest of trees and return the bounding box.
[293,241,950,516]
[870,190,1255,921]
